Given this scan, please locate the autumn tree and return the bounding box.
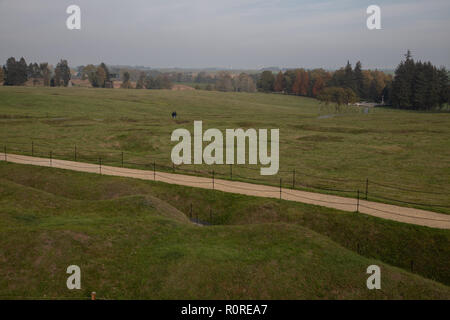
[291,69,309,95]
[274,71,284,92]
[311,76,325,97]
[215,71,233,92]
[235,73,256,92]
[136,72,146,89]
[292,70,302,95]
[317,87,357,106]
[40,63,51,86]
[299,70,309,96]
[95,66,107,88]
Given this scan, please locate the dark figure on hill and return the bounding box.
[171,111,177,119]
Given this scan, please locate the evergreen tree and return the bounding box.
[121,72,133,89]
[391,50,445,110]
[437,67,449,108]
[258,71,275,92]
[83,64,99,87]
[3,57,28,85]
[55,60,71,87]
[354,61,364,97]
[343,61,355,91]
[283,70,296,94]
[99,62,111,87]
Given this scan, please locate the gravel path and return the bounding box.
[2,153,450,229]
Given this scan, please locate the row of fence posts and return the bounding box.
[5,141,375,211]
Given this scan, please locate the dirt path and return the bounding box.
[2,153,450,230]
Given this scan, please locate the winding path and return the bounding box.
[2,152,450,230]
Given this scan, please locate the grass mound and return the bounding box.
[0,162,449,299]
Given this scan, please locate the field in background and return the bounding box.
[0,86,449,214]
[1,162,449,299]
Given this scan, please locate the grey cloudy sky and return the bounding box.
[0,0,449,69]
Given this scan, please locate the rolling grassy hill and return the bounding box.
[0,162,449,299]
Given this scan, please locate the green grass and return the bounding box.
[0,86,449,214]
[0,162,449,299]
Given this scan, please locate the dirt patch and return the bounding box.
[171,84,195,91]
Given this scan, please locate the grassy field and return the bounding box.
[0,162,449,299]
[0,86,449,214]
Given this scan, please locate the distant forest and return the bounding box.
[1,50,448,110]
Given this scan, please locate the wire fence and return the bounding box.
[1,140,450,216]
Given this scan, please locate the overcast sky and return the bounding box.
[0,0,449,69]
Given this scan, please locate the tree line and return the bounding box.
[1,51,448,110]
[257,62,392,105]
[1,57,71,87]
[254,51,449,109]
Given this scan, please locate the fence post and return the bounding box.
[99,157,102,174]
[365,178,369,200]
[292,169,295,189]
[153,161,156,181]
[357,190,360,213]
[121,152,124,167]
[280,178,282,200]
[230,164,232,181]
[31,141,34,157]
[74,145,77,161]
[212,170,215,190]
[50,151,52,167]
